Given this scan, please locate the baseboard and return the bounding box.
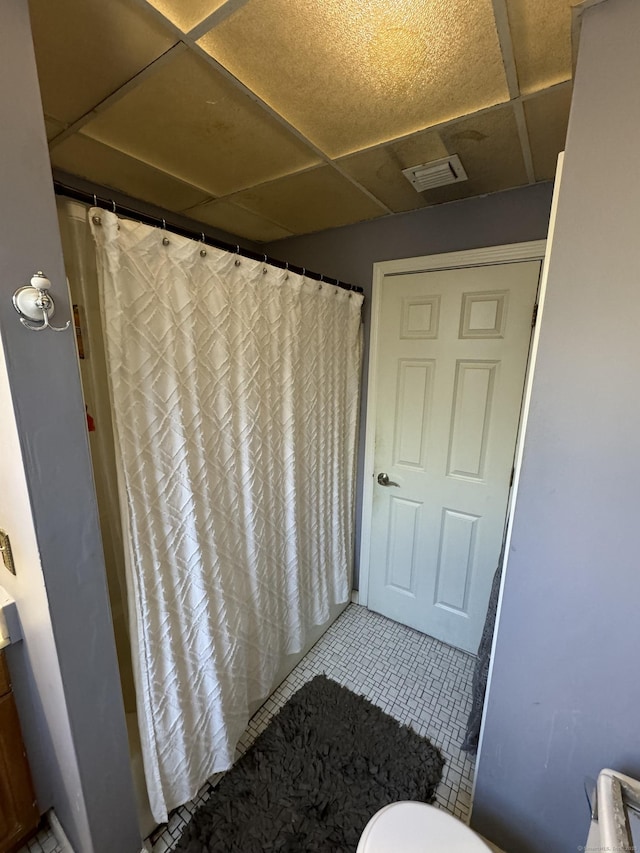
[47,809,74,853]
[350,590,360,605]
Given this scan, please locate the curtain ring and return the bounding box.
[93,194,97,206]
[112,200,116,213]
[234,245,241,266]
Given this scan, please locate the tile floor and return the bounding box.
[19,826,60,853]
[21,603,477,853]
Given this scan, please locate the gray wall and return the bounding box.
[265,183,554,584]
[472,1,640,850]
[0,1,139,850]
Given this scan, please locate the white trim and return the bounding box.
[48,809,75,853]
[473,155,565,804]
[372,240,547,279]
[350,590,360,605]
[359,240,547,610]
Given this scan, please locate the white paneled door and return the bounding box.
[366,258,541,652]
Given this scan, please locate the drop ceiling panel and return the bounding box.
[411,105,528,205]
[231,166,386,235]
[81,50,320,196]
[338,105,527,211]
[28,0,177,125]
[524,85,572,181]
[198,0,509,158]
[182,199,293,242]
[50,134,211,212]
[143,0,228,32]
[339,131,450,213]
[506,0,572,95]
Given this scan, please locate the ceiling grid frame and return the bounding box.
[52,0,395,215]
[48,42,190,151]
[35,0,577,241]
[183,39,394,213]
[142,0,397,212]
[186,0,254,40]
[491,0,536,184]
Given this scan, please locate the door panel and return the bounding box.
[394,360,434,468]
[368,261,540,652]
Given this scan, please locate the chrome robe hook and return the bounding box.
[12,272,70,332]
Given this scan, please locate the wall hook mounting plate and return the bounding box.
[12,271,70,332]
[13,285,56,323]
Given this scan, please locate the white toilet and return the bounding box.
[357,801,491,852]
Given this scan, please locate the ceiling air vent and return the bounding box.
[402,154,468,192]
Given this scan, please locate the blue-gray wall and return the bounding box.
[266,183,553,296]
[472,1,640,850]
[265,183,554,584]
[0,2,139,850]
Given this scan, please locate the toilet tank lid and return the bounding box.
[358,801,492,853]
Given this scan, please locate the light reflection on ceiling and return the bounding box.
[30,0,576,242]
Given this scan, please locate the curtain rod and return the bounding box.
[53,181,363,295]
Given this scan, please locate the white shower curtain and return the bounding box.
[89,209,363,822]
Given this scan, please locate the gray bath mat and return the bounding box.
[176,674,444,852]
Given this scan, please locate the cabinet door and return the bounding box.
[0,692,38,852]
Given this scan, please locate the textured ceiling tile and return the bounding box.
[413,105,528,205]
[231,167,386,235]
[507,0,573,94]
[524,85,572,181]
[198,0,509,158]
[338,131,449,212]
[28,0,177,124]
[182,199,293,242]
[143,0,227,32]
[50,133,211,212]
[81,50,320,196]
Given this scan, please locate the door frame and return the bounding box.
[358,240,547,608]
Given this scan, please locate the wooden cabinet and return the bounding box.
[0,652,39,852]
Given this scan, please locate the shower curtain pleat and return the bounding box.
[56,199,137,710]
[84,208,362,822]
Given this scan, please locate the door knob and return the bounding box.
[377,472,400,487]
